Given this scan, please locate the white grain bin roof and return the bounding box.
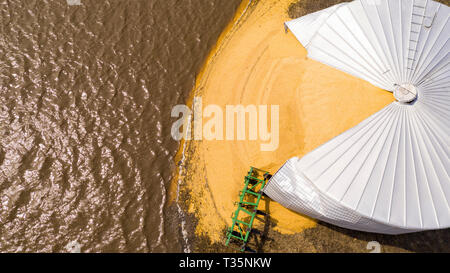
[263,0,450,234]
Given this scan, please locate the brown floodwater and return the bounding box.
[0,0,241,252]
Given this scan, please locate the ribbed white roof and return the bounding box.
[264,0,449,233]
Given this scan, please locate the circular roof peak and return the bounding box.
[394,83,417,103]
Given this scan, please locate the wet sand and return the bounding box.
[176,0,450,253]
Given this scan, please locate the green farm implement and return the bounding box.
[225,167,272,252]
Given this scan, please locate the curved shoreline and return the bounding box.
[174,0,394,250]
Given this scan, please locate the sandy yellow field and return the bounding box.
[175,0,394,244]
